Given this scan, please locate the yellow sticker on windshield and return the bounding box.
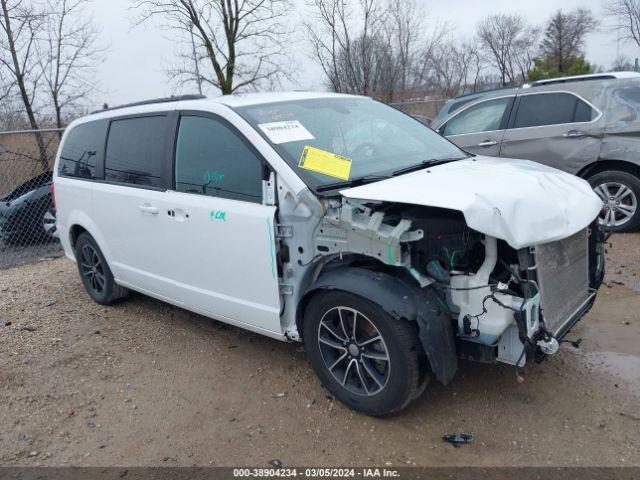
[298,146,352,180]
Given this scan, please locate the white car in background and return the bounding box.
[53,92,605,415]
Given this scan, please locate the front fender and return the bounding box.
[299,267,458,385]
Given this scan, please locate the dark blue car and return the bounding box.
[0,171,57,244]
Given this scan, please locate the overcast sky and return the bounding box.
[88,0,640,108]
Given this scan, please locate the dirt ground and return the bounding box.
[1,235,639,467]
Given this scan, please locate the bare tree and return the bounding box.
[611,53,635,71]
[606,0,640,49]
[540,8,598,73]
[476,13,527,86]
[511,26,540,81]
[306,0,385,96]
[0,64,15,103]
[0,0,48,169]
[385,0,422,99]
[38,0,103,134]
[414,35,486,98]
[134,0,292,95]
[307,0,437,101]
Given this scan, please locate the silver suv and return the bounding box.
[433,77,640,232]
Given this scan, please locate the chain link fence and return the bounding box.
[0,129,64,270]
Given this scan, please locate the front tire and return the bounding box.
[588,170,640,232]
[75,232,129,305]
[303,290,427,416]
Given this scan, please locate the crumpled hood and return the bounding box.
[340,156,602,249]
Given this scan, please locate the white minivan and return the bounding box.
[54,92,605,415]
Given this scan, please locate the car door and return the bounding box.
[438,96,514,156]
[91,113,175,294]
[159,112,281,335]
[499,91,603,173]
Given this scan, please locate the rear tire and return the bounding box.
[303,290,427,416]
[75,232,129,305]
[36,205,57,243]
[588,170,640,232]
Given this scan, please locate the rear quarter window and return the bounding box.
[58,120,107,179]
[609,86,640,122]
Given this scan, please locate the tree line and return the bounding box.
[2,0,640,162]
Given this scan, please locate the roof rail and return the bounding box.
[451,85,521,100]
[91,94,207,114]
[522,71,640,89]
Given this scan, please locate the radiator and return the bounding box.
[534,228,590,335]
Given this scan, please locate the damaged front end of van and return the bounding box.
[280,157,605,386]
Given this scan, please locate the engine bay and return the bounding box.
[312,199,585,367]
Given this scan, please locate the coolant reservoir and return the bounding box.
[449,274,521,345]
[448,235,526,345]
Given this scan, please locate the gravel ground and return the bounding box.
[0,235,639,467]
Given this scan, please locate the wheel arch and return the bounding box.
[577,159,640,180]
[69,224,88,249]
[296,266,458,385]
[62,208,116,266]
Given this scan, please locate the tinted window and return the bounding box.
[574,99,593,122]
[513,93,594,128]
[175,116,263,203]
[443,97,511,136]
[448,98,474,115]
[58,121,105,179]
[105,116,167,187]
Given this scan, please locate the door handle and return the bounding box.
[562,130,586,138]
[138,204,159,215]
[477,139,498,147]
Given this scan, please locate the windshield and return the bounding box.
[236,97,467,191]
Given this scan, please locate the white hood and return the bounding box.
[340,157,602,249]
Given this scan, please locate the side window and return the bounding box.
[442,98,511,136]
[105,116,167,188]
[513,93,595,128]
[574,99,594,122]
[175,115,263,203]
[610,86,640,122]
[448,98,473,115]
[58,121,106,179]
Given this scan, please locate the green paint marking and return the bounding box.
[210,210,227,222]
[266,217,276,279]
[387,243,394,264]
[204,170,225,184]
